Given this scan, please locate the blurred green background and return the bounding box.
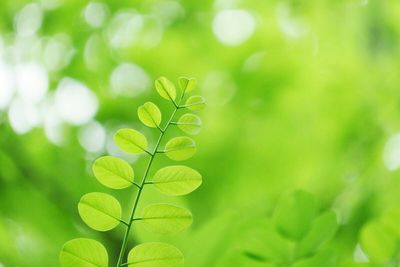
[1,0,400,266]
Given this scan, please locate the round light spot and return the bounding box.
[106,11,143,48]
[0,62,15,110]
[383,133,400,171]
[55,78,98,125]
[212,9,256,46]
[15,62,48,104]
[84,2,109,28]
[110,63,150,97]
[78,121,106,153]
[8,98,40,134]
[14,3,43,37]
[43,34,74,71]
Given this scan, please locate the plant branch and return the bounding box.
[116,95,185,267]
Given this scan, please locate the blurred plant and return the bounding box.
[238,190,339,267]
[359,208,400,267]
[59,77,206,267]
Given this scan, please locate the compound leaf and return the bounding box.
[273,190,316,241]
[92,156,134,189]
[141,204,193,234]
[153,165,202,196]
[127,242,184,267]
[155,77,176,102]
[60,238,108,267]
[114,129,148,154]
[138,102,162,128]
[165,137,196,161]
[78,192,122,231]
[177,114,202,135]
[185,95,206,111]
[178,77,197,94]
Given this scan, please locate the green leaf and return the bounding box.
[138,102,162,128]
[185,95,206,111]
[127,242,184,267]
[114,128,148,154]
[178,77,197,94]
[177,113,202,135]
[296,211,338,257]
[360,220,397,264]
[155,77,177,102]
[78,192,122,231]
[92,156,134,189]
[165,136,196,161]
[153,165,202,196]
[60,238,108,267]
[141,203,193,234]
[273,190,316,241]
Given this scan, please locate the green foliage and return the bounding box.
[359,208,400,265]
[114,129,148,154]
[60,77,205,267]
[92,156,135,189]
[185,96,206,111]
[243,190,338,267]
[153,165,202,196]
[141,204,193,234]
[127,242,184,267]
[165,136,196,161]
[60,238,108,267]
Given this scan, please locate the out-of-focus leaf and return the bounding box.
[141,204,193,234]
[138,102,162,128]
[60,238,108,267]
[92,156,134,189]
[153,165,202,196]
[114,129,148,154]
[360,220,396,264]
[78,192,122,231]
[292,250,335,267]
[296,211,338,257]
[127,242,184,267]
[165,136,196,161]
[273,190,316,241]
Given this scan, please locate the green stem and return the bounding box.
[116,95,184,267]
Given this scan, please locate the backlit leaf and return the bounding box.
[165,136,196,161]
[60,238,108,267]
[78,192,122,231]
[141,204,193,234]
[92,156,134,189]
[138,102,162,128]
[153,165,202,196]
[177,113,202,135]
[127,242,184,267]
[273,190,316,241]
[178,77,197,94]
[185,95,205,111]
[155,77,176,102]
[114,128,148,154]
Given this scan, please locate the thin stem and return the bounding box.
[116,95,184,267]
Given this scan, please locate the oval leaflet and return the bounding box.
[138,102,162,128]
[114,128,148,154]
[165,136,196,161]
[78,192,122,231]
[177,113,202,135]
[92,156,134,189]
[153,165,202,196]
[60,238,108,267]
[127,242,184,267]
